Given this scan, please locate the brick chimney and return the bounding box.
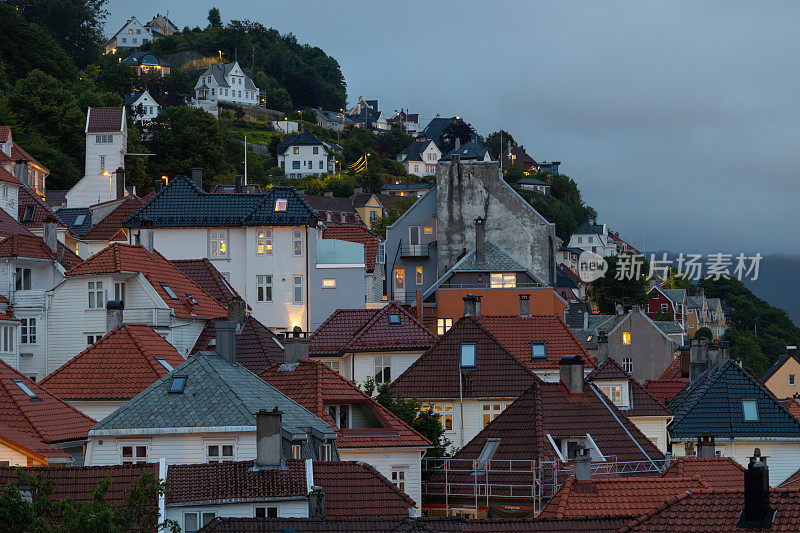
[740,448,773,528]
[282,326,309,364]
[597,332,609,362]
[475,218,486,262]
[255,408,283,469]
[106,300,124,333]
[191,167,203,190]
[227,296,247,326]
[463,294,478,317]
[215,320,237,364]
[42,216,58,255]
[560,354,584,395]
[697,434,716,458]
[519,294,530,316]
[115,167,126,199]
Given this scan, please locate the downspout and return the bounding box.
[458,365,464,448]
[158,458,167,526]
[388,238,402,301]
[305,225,310,331]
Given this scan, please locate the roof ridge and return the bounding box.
[124,324,166,378]
[341,302,435,353]
[618,490,694,532]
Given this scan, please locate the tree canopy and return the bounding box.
[589,254,650,314]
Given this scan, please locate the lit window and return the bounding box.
[374,355,391,383]
[531,342,546,360]
[482,403,505,427]
[415,266,423,285]
[114,282,126,302]
[275,198,288,211]
[388,313,401,325]
[14,268,31,291]
[154,357,173,372]
[293,228,303,256]
[257,275,273,302]
[601,384,625,406]
[20,318,36,344]
[424,226,433,234]
[160,283,179,300]
[437,318,453,335]
[622,331,631,344]
[209,229,229,257]
[322,278,336,289]
[169,376,187,393]
[256,228,272,255]
[291,444,302,460]
[423,404,454,431]
[87,281,104,309]
[391,468,408,492]
[460,343,476,368]
[13,380,39,400]
[742,400,759,421]
[394,269,405,290]
[206,443,234,463]
[622,358,633,373]
[292,275,304,303]
[489,273,516,288]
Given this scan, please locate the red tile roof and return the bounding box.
[172,258,243,308]
[310,303,436,356]
[389,316,538,399]
[0,424,72,462]
[540,476,708,518]
[0,126,10,142]
[0,207,32,238]
[619,489,800,532]
[642,379,687,406]
[587,358,671,417]
[12,142,49,173]
[18,185,67,227]
[82,195,144,241]
[658,356,684,380]
[660,458,745,490]
[40,324,185,401]
[86,107,125,133]
[465,517,629,532]
[0,233,81,270]
[476,316,596,370]
[0,463,158,506]
[0,359,96,445]
[780,397,800,421]
[66,243,227,319]
[192,316,284,374]
[0,166,22,185]
[322,225,380,273]
[313,461,417,516]
[260,360,430,448]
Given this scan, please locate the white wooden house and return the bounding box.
[104,16,153,55]
[193,61,260,107]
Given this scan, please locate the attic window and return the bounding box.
[531,342,547,360]
[478,439,500,463]
[275,199,288,212]
[12,379,40,401]
[21,205,35,223]
[155,357,173,372]
[387,313,401,325]
[169,375,187,393]
[74,214,86,226]
[160,283,179,299]
[742,400,759,421]
[460,343,476,368]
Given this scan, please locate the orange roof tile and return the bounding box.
[86,107,124,132]
[540,476,709,518]
[18,186,66,227]
[82,195,144,241]
[40,324,185,401]
[260,360,430,448]
[660,458,745,490]
[11,142,49,173]
[0,233,81,270]
[322,225,380,272]
[0,424,72,462]
[780,397,800,421]
[642,379,688,405]
[66,243,227,319]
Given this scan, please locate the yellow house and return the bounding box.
[763,348,800,399]
[686,295,707,336]
[705,297,728,339]
[351,192,390,226]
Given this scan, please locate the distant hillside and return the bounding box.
[744,254,800,327]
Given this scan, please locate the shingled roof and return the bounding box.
[476,315,596,371]
[82,195,144,241]
[66,243,226,319]
[310,303,436,357]
[40,324,185,401]
[123,175,318,228]
[540,476,709,519]
[276,129,327,155]
[171,258,243,308]
[660,457,745,490]
[18,185,66,228]
[90,352,335,438]
[261,360,430,449]
[587,358,671,417]
[191,316,285,375]
[56,207,93,237]
[0,233,82,270]
[668,360,800,441]
[389,316,538,400]
[85,107,125,133]
[322,225,380,273]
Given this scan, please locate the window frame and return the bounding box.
[321,278,336,289]
[205,441,236,463]
[183,510,217,533]
[374,355,391,384]
[20,318,36,345]
[531,342,547,360]
[390,467,408,492]
[292,275,303,304]
[87,281,104,309]
[460,343,477,368]
[437,318,453,335]
[293,228,303,257]
[14,268,32,291]
[622,358,634,374]
[256,275,273,303]
[622,331,632,345]
[482,403,506,427]
[208,229,230,259]
[256,228,273,255]
[742,399,759,422]
[119,442,150,464]
[114,281,126,302]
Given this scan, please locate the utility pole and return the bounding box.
[244,135,248,185]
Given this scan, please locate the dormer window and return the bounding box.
[387,313,401,325]
[169,375,187,393]
[460,343,476,368]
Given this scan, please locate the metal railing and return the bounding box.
[400,243,431,258]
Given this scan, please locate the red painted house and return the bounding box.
[646,286,687,327]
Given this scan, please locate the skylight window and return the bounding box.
[460,343,476,368]
[478,439,500,462]
[169,375,187,393]
[21,205,35,223]
[742,400,759,421]
[13,379,40,401]
[155,357,173,372]
[160,283,179,300]
[74,214,86,226]
[274,199,288,212]
[387,313,401,325]
[531,343,547,360]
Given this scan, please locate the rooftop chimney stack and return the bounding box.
[463,294,478,317]
[227,296,247,326]
[697,434,716,458]
[105,300,124,333]
[282,326,309,364]
[42,216,58,255]
[597,332,609,362]
[115,167,125,199]
[191,167,203,190]
[559,354,584,395]
[153,177,163,194]
[574,447,592,483]
[235,174,243,193]
[475,218,486,262]
[215,320,237,364]
[255,407,283,469]
[308,485,326,519]
[741,448,773,528]
[519,294,530,316]
[615,303,625,316]
[139,219,154,254]
[679,346,691,379]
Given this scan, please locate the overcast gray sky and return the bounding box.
[106,1,799,255]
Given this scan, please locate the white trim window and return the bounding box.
[256,275,272,303]
[374,355,391,383]
[482,403,506,427]
[622,358,633,373]
[120,443,149,464]
[86,333,103,346]
[391,467,408,492]
[184,511,216,533]
[114,282,126,302]
[319,443,333,461]
[0,326,13,353]
[437,318,453,335]
[257,228,272,255]
[209,229,229,258]
[423,404,453,432]
[600,384,626,407]
[20,318,36,345]
[88,281,104,309]
[293,229,303,257]
[206,442,235,463]
[323,360,340,373]
[255,506,278,518]
[292,275,303,304]
[14,268,31,291]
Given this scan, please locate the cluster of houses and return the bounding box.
[3,92,800,530]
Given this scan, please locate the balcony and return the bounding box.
[399,244,430,258]
[10,289,47,308]
[123,308,173,327]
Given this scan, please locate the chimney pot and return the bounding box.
[281,327,309,363]
[215,320,237,364]
[255,408,283,468]
[191,167,203,190]
[106,300,124,333]
[475,218,486,262]
[115,167,126,199]
[559,354,584,395]
[463,294,478,317]
[697,434,716,458]
[741,448,772,528]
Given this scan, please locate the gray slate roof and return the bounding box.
[660,288,687,304]
[668,360,800,440]
[315,109,355,126]
[573,221,605,235]
[199,62,257,90]
[92,352,335,437]
[123,175,318,228]
[398,140,432,162]
[416,117,455,149]
[56,207,93,237]
[688,295,705,309]
[440,141,489,161]
[653,320,685,334]
[276,129,327,155]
